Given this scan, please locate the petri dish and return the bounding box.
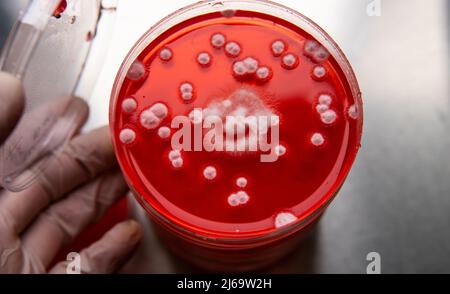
[110,0,363,269]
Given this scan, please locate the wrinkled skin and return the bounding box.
[0,72,142,274]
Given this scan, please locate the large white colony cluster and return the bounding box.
[201,88,282,154]
[119,33,360,230]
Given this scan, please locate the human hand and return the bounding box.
[0,72,143,274]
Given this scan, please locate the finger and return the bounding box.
[49,220,142,274]
[21,171,128,267]
[0,72,24,144]
[0,126,116,234]
[0,97,89,190]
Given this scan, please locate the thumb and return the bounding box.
[0,72,24,144]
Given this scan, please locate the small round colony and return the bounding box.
[236,191,250,205]
[126,60,146,81]
[348,104,359,120]
[271,40,286,57]
[197,52,212,67]
[236,177,248,188]
[274,212,297,228]
[169,149,181,161]
[274,144,287,157]
[318,94,333,106]
[303,40,320,56]
[150,103,169,119]
[225,41,241,57]
[179,82,194,102]
[211,33,226,48]
[203,166,217,180]
[316,104,329,114]
[121,98,137,114]
[158,126,171,139]
[320,109,337,125]
[313,47,330,63]
[159,47,173,61]
[281,53,299,70]
[168,149,183,169]
[312,65,327,80]
[119,128,136,145]
[310,132,325,147]
[232,61,247,78]
[171,158,183,168]
[242,57,259,74]
[255,66,273,82]
[227,194,239,207]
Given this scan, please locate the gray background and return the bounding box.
[1,0,449,273]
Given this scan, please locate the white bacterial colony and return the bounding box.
[140,102,168,130]
[119,128,136,145]
[127,60,146,81]
[274,212,297,228]
[159,47,173,61]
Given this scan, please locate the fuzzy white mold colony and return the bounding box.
[189,109,203,124]
[275,212,297,228]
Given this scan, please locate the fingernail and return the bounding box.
[122,219,143,243]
